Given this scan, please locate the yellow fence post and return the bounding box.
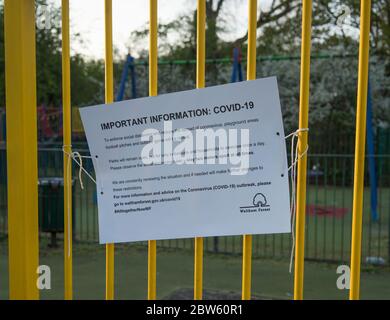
[148,0,158,300]
[241,0,257,301]
[4,0,39,300]
[293,0,312,301]
[62,0,73,300]
[194,0,206,301]
[349,0,371,300]
[105,0,115,300]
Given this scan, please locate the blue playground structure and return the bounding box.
[231,47,243,83]
[366,78,378,222]
[116,54,137,101]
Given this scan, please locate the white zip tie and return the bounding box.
[285,128,309,274]
[63,145,97,257]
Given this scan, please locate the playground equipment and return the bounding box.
[116,47,241,101]
[0,105,86,144]
[3,0,373,301]
[37,105,62,142]
[116,54,137,101]
[231,46,243,83]
[366,79,378,222]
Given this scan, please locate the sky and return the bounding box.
[3,0,355,61]
[47,0,262,60]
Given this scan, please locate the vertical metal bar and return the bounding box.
[293,0,312,300]
[323,158,328,259]
[350,0,371,301]
[1,149,4,235]
[332,157,336,261]
[62,0,72,300]
[374,134,386,257]
[306,156,311,258]
[78,181,83,240]
[242,0,257,301]
[86,171,91,240]
[194,3,205,299]
[105,0,115,300]
[368,175,372,257]
[377,158,382,258]
[4,0,39,300]
[388,188,390,264]
[341,157,347,262]
[280,233,284,259]
[148,0,158,300]
[93,180,98,240]
[196,0,206,89]
[314,156,319,259]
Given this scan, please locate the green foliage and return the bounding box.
[127,0,389,130]
[0,0,389,131]
[0,1,105,108]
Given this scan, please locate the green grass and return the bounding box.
[69,183,390,261]
[0,184,389,265]
[1,160,390,262]
[0,165,389,299]
[0,240,389,300]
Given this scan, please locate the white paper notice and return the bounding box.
[80,77,291,244]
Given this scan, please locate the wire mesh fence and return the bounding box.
[0,54,389,265]
[0,137,389,265]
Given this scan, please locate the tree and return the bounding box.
[131,0,390,58]
[0,1,106,108]
[0,3,5,108]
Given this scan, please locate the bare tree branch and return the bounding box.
[235,1,299,45]
[216,0,225,15]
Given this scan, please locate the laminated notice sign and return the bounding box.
[80,77,291,244]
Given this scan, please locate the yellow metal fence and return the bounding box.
[3,0,372,300]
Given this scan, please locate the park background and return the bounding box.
[0,0,389,299]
